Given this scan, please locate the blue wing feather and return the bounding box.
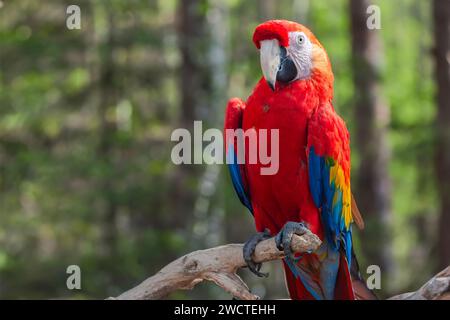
[307,146,354,298]
[308,149,324,207]
[308,146,352,266]
[226,146,253,214]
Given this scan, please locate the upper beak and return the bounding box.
[259,39,280,91]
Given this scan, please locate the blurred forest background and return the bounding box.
[0,0,449,299]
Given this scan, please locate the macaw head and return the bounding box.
[253,20,333,91]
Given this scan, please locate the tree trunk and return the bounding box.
[433,0,450,271]
[167,0,211,231]
[349,0,393,281]
[258,0,278,20]
[88,2,119,258]
[98,7,119,258]
[178,0,211,126]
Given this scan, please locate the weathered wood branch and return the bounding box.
[109,230,321,300]
[388,266,450,300]
[108,230,449,300]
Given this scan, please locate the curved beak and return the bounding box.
[259,39,280,91]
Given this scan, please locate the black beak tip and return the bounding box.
[267,81,275,91]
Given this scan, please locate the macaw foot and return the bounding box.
[275,221,309,260]
[243,228,271,277]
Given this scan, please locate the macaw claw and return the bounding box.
[243,228,272,277]
[275,221,309,260]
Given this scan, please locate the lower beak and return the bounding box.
[259,39,280,91]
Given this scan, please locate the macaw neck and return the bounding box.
[247,77,332,120]
[270,74,333,106]
[255,66,333,102]
[311,71,334,103]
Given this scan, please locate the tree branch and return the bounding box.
[107,230,449,300]
[388,266,450,300]
[108,230,321,300]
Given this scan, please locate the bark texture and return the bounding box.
[349,0,393,277]
[109,231,321,300]
[433,0,450,271]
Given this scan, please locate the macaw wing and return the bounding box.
[307,104,353,265]
[224,98,253,214]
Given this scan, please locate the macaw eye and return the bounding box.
[296,34,306,46]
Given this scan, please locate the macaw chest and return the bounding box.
[241,94,315,222]
[242,94,312,165]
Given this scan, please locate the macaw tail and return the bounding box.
[349,247,378,300]
[334,252,356,299]
[282,252,355,300]
[282,260,316,300]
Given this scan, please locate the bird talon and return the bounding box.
[243,228,271,278]
[275,221,309,259]
[275,230,284,251]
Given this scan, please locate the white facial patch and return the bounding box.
[286,31,313,80]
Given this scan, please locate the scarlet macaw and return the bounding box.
[224,20,371,300]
